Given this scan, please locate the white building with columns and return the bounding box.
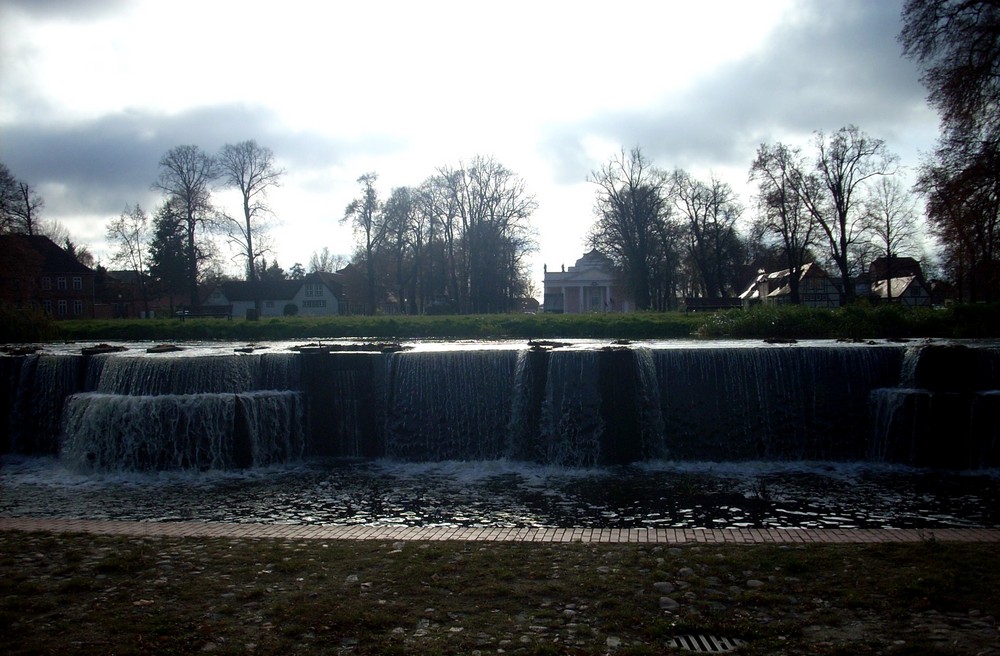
[542,250,633,313]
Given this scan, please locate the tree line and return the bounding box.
[3,1,996,314]
[139,140,284,313]
[900,0,1000,303]
[588,125,911,310]
[587,1,1000,309]
[341,156,537,315]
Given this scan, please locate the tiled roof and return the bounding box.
[0,234,93,274]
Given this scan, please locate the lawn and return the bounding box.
[26,302,1000,343]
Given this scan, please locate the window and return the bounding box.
[302,299,327,308]
[57,277,67,290]
[265,301,275,308]
[73,300,83,315]
[57,300,67,316]
[72,276,82,290]
[41,277,52,291]
[42,300,52,315]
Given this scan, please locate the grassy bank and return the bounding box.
[2,531,998,655]
[31,302,1000,343]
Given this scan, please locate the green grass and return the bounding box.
[28,302,1000,343]
[48,311,707,342]
[2,531,998,655]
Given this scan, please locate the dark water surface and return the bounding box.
[2,456,997,530]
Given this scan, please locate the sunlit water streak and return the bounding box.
[2,456,997,530]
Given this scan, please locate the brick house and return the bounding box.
[0,235,96,319]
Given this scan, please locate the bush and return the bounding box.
[283,303,299,317]
[0,304,54,343]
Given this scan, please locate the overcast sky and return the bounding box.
[0,0,939,292]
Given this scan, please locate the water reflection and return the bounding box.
[2,457,997,530]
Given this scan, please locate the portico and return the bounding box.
[542,250,632,313]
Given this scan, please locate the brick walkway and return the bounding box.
[3,517,999,544]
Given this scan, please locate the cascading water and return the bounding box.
[654,346,903,461]
[2,351,307,472]
[61,391,303,472]
[8,354,84,454]
[869,344,1000,468]
[384,350,519,461]
[92,353,300,395]
[2,340,997,471]
[536,350,603,466]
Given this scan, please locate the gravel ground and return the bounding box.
[2,530,999,655]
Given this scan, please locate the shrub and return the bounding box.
[0,304,54,343]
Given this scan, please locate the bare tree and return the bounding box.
[588,147,670,311]
[10,181,45,236]
[0,163,20,233]
[0,163,47,237]
[440,156,537,313]
[671,170,744,298]
[750,142,818,304]
[419,172,463,307]
[382,186,418,313]
[153,145,217,307]
[799,126,898,303]
[901,0,1000,301]
[216,140,284,314]
[308,247,346,273]
[900,0,999,151]
[342,173,386,314]
[106,204,153,313]
[864,177,924,301]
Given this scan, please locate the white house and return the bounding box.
[542,250,633,313]
[739,262,841,308]
[867,256,932,306]
[204,271,347,318]
[871,275,932,306]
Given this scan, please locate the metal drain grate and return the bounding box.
[667,634,746,652]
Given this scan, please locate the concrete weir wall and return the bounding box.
[1,342,997,471]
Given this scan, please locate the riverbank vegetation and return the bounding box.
[12,302,998,343]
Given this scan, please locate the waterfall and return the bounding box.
[3,341,996,471]
[869,388,926,464]
[869,344,1000,469]
[93,355,261,395]
[654,346,903,461]
[384,350,519,461]
[8,354,84,454]
[61,391,304,472]
[634,347,667,460]
[257,352,302,390]
[538,350,603,466]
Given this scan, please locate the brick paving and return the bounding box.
[2,517,999,543]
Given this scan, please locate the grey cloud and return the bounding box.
[0,0,129,20]
[542,0,930,182]
[0,103,401,218]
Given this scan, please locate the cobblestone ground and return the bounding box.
[4,517,1000,543]
[3,519,999,655]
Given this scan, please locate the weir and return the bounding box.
[1,342,997,471]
